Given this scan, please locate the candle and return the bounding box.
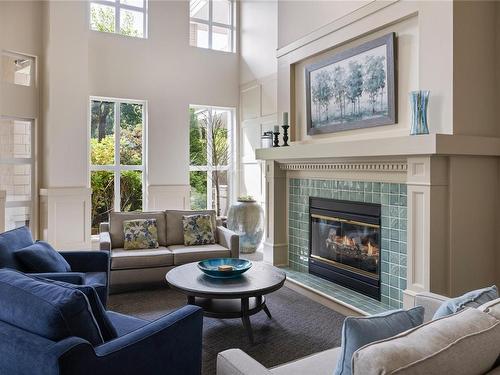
[274,125,279,133]
[282,112,288,126]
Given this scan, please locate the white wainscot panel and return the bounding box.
[406,186,430,293]
[241,119,262,163]
[261,78,277,117]
[240,85,261,121]
[240,162,264,202]
[40,187,91,250]
[147,185,190,211]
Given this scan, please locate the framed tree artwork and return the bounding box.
[306,32,397,135]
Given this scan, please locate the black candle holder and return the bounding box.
[273,131,280,147]
[282,125,289,146]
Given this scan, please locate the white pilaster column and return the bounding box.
[403,156,449,308]
[263,161,288,266]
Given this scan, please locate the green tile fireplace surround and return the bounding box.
[288,178,407,309]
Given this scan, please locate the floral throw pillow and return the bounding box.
[123,219,159,250]
[182,214,216,246]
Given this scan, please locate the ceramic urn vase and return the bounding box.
[227,198,264,254]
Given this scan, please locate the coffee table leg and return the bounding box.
[187,296,195,305]
[262,303,272,319]
[241,297,254,344]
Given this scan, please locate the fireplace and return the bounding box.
[309,197,381,300]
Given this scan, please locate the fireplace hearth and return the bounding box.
[309,197,381,300]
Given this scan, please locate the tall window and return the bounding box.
[189,106,233,216]
[90,0,148,38]
[189,0,235,53]
[0,118,35,231]
[90,98,146,234]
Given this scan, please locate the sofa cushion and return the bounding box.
[433,285,498,319]
[165,210,217,246]
[271,347,341,375]
[0,269,104,346]
[334,306,424,375]
[123,219,159,250]
[111,246,173,270]
[0,226,34,269]
[109,211,167,248]
[182,214,216,246]
[352,308,500,375]
[106,311,149,336]
[37,278,117,342]
[169,244,230,265]
[14,241,71,273]
[479,298,500,321]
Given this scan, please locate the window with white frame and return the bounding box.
[90,98,146,234]
[189,105,233,216]
[189,0,235,52]
[90,0,147,38]
[0,117,35,231]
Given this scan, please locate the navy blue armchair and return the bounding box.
[0,269,203,375]
[0,226,110,306]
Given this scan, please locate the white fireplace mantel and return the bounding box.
[256,134,500,162]
[257,136,500,309]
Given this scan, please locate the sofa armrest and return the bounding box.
[30,272,86,285]
[61,305,203,374]
[60,251,110,274]
[217,226,239,258]
[99,231,112,251]
[414,292,449,322]
[217,349,271,375]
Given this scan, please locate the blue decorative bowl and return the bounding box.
[197,258,252,279]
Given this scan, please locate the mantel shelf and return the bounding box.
[255,134,500,162]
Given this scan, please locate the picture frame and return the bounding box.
[306,32,397,135]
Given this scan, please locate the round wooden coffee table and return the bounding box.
[166,261,286,343]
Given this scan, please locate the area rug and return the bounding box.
[109,286,345,375]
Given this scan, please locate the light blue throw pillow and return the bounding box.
[433,285,498,319]
[333,306,424,375]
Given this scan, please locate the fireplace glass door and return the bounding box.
[310,214,380,279]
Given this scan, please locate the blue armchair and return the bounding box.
[0,269,203,375]
[0,226,110,306]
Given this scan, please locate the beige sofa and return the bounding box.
[217,292,500,375]
[99,210,239,292]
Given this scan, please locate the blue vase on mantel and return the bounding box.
[409,90,430,135]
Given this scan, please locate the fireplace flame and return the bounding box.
[367,241,376,256]
[339,235,355,247]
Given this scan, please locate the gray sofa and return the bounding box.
[99,210,239,292]
[217,292,500,375]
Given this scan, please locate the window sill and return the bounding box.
[89,29,148,40]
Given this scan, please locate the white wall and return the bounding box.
[240,0,277,84]
[277,1,500,142]
[277,0,370,49]
[277,1,457,143]
[0,1,42,237]
[239,0,278,204]
[0,0,240,245]
[88,1,239,187]
[41,0,239,189]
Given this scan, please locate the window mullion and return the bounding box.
[114,102,121,211]
[206,108,214,210]
[143,0,147,38]
[208,0,213,49]
[115,2,120,34]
